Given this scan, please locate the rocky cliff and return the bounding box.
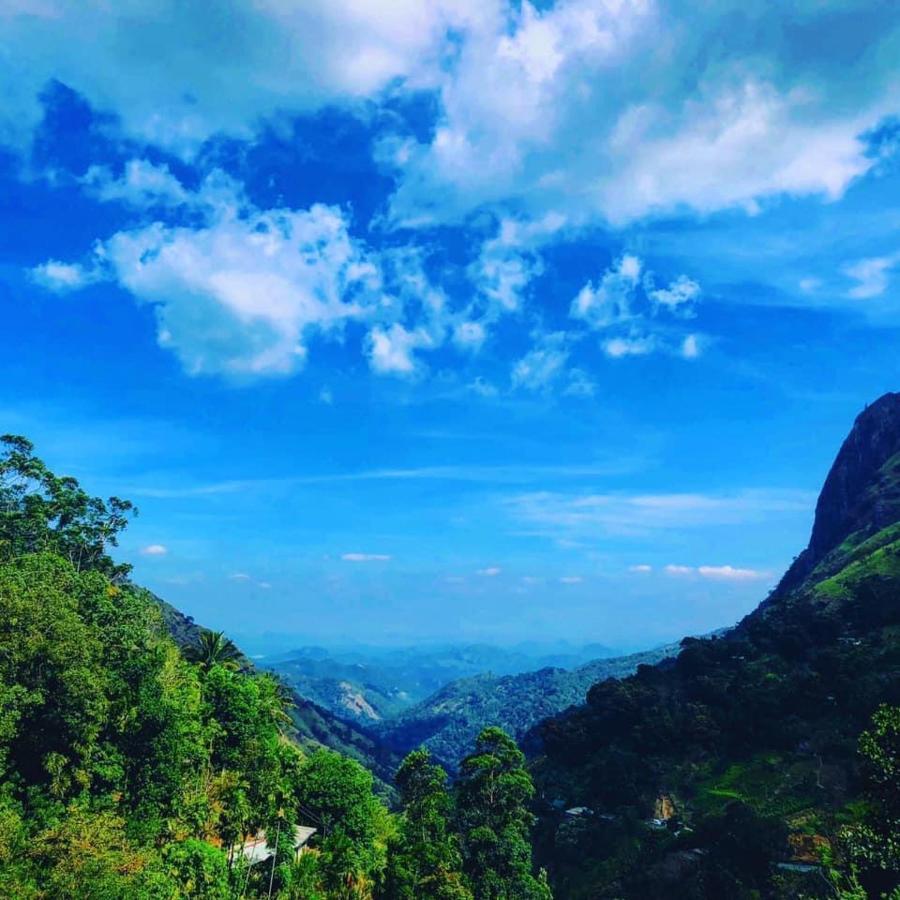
[772,391,900,596]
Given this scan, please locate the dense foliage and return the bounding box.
[528,511,900,896]
[376,645,681,769]
[0,436,549,898]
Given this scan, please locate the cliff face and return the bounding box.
[774,391,900,596]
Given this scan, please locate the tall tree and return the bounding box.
[456,728,551,900]
[383,749,472,900]
[185,628,243,671]
[837,704,900,897]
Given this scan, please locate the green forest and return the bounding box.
[3,394,900,900]
[0,435,550,899]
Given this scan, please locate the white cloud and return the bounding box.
[477,566,502,576]
[36,172,384,377]
[367,323,435,375]
[649,274,700,315]
[664,564,694,576]
[511,332,569,392]
[140,543,168,556]
[4,0,894,233]
[228,572,252,581]
[570,255,641,330]
[258,581,272,589]
[81,159,189,208]
[697,564,769,581]
[508,488,814,539]
[844,255,898,299]
[563,368,596,397]
[453,320,487,351]
[472,214,566,315]
[31,260,100,292]
[602,334,657,358]
[559,575,583,584]
[629,564,652,573]
[385,2,894,226]
[468,377,500,398]
[342,552,391,562]
[572,255,702,359]
[0,0,493,153]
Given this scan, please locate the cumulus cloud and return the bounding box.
[386,1,895,226]
[477,566,502,576]
[367,323,435,375]
[571,255,641,330]
[664,564,693,576]
[140,543,168,556]
[602,334,657,358]
[342,552,391,562]
[31,260,101,292]
[35,171,387,376]
[629,564,652,573]
[0,0,493,153]
[81,159,190,208]
[572,255,703,359]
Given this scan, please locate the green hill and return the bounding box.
[375,642,684,769]
[526,392,900,899]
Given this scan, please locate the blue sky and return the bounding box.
[1,0,899,648]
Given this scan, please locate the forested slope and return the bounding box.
[527,394,900,899]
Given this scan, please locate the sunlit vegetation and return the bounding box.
[0,436,549,898]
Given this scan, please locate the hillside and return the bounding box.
[376,641,684,768]
[155,593,401,793]
[265,641,619,725]
[526,392,900,899]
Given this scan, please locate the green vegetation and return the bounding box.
[377,643,682,769]
[525,428,900,898]
[0,435,549,898]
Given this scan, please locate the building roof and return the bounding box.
[241,825,317,865]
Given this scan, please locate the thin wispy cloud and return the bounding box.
[507,488,815,538]
[139,543,168,556]
[342,553,392,562]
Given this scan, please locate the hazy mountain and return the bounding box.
[264,640,620,724]
[374,641,686,768]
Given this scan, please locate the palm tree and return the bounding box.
[185,628,243,671]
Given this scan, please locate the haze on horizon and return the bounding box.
[2,0,899,647]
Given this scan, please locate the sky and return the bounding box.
[1,0,899,649]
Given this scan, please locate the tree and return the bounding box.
[384,749,472,900]
[296,749,388,898]
[185,629,243,671]
[0,434,135,580]
[837,704,900,897]
[456,728,551,900]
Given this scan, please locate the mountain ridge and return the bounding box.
[525,391,900,898]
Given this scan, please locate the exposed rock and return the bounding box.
[773,392,900,597]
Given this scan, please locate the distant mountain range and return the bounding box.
[372,641,688,768]
[262,640,622,724]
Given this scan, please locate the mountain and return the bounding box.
[375,641,685,768]
[526,392,900,899]
[264,641,620,724]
